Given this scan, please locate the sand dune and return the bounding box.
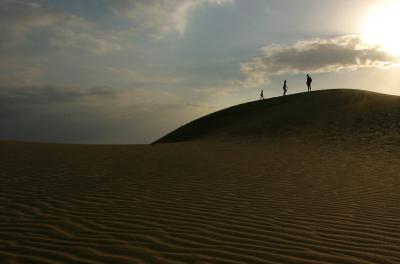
[155,89,400,145]
[1,89,400,263]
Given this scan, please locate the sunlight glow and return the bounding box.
[362,1,400,56]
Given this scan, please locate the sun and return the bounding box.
[361,1,400,56]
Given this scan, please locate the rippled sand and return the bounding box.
[1,139,399,263]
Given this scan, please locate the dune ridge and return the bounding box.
[1,89,400,263]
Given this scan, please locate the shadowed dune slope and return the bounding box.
[155,89,400,143]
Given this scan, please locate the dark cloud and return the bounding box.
[0,85,211,143]
[240,35,398,87]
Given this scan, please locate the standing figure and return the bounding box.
[283,80,288,95]
[306,74,312,92]
[260,89,264,100]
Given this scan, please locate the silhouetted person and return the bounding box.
[306,74,312,92]
[283,80,288,95]
[260,89,264,100]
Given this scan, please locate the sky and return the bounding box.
[1,0,400,144]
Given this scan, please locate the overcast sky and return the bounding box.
[1,0,399,143]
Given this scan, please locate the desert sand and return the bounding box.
[1,89,400,263]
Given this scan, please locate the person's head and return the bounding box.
[284,80,286,83]
[307,74,309,77]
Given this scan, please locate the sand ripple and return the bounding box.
[1,141,400,263]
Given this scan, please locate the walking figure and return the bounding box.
[283,80,288,95]
[260,90,264,100]
[306,74,312,92]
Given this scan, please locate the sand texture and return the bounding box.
[1,89,400,263]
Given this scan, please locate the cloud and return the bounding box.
[240,35,399,87]
[0,0,121,53]
[0,0,233,53]
[0,85,214,143]
[102,66,181,85]
[49,28,122,54]
[112,0,233,37]
[0,0,83,42]
[0,56,47,85]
